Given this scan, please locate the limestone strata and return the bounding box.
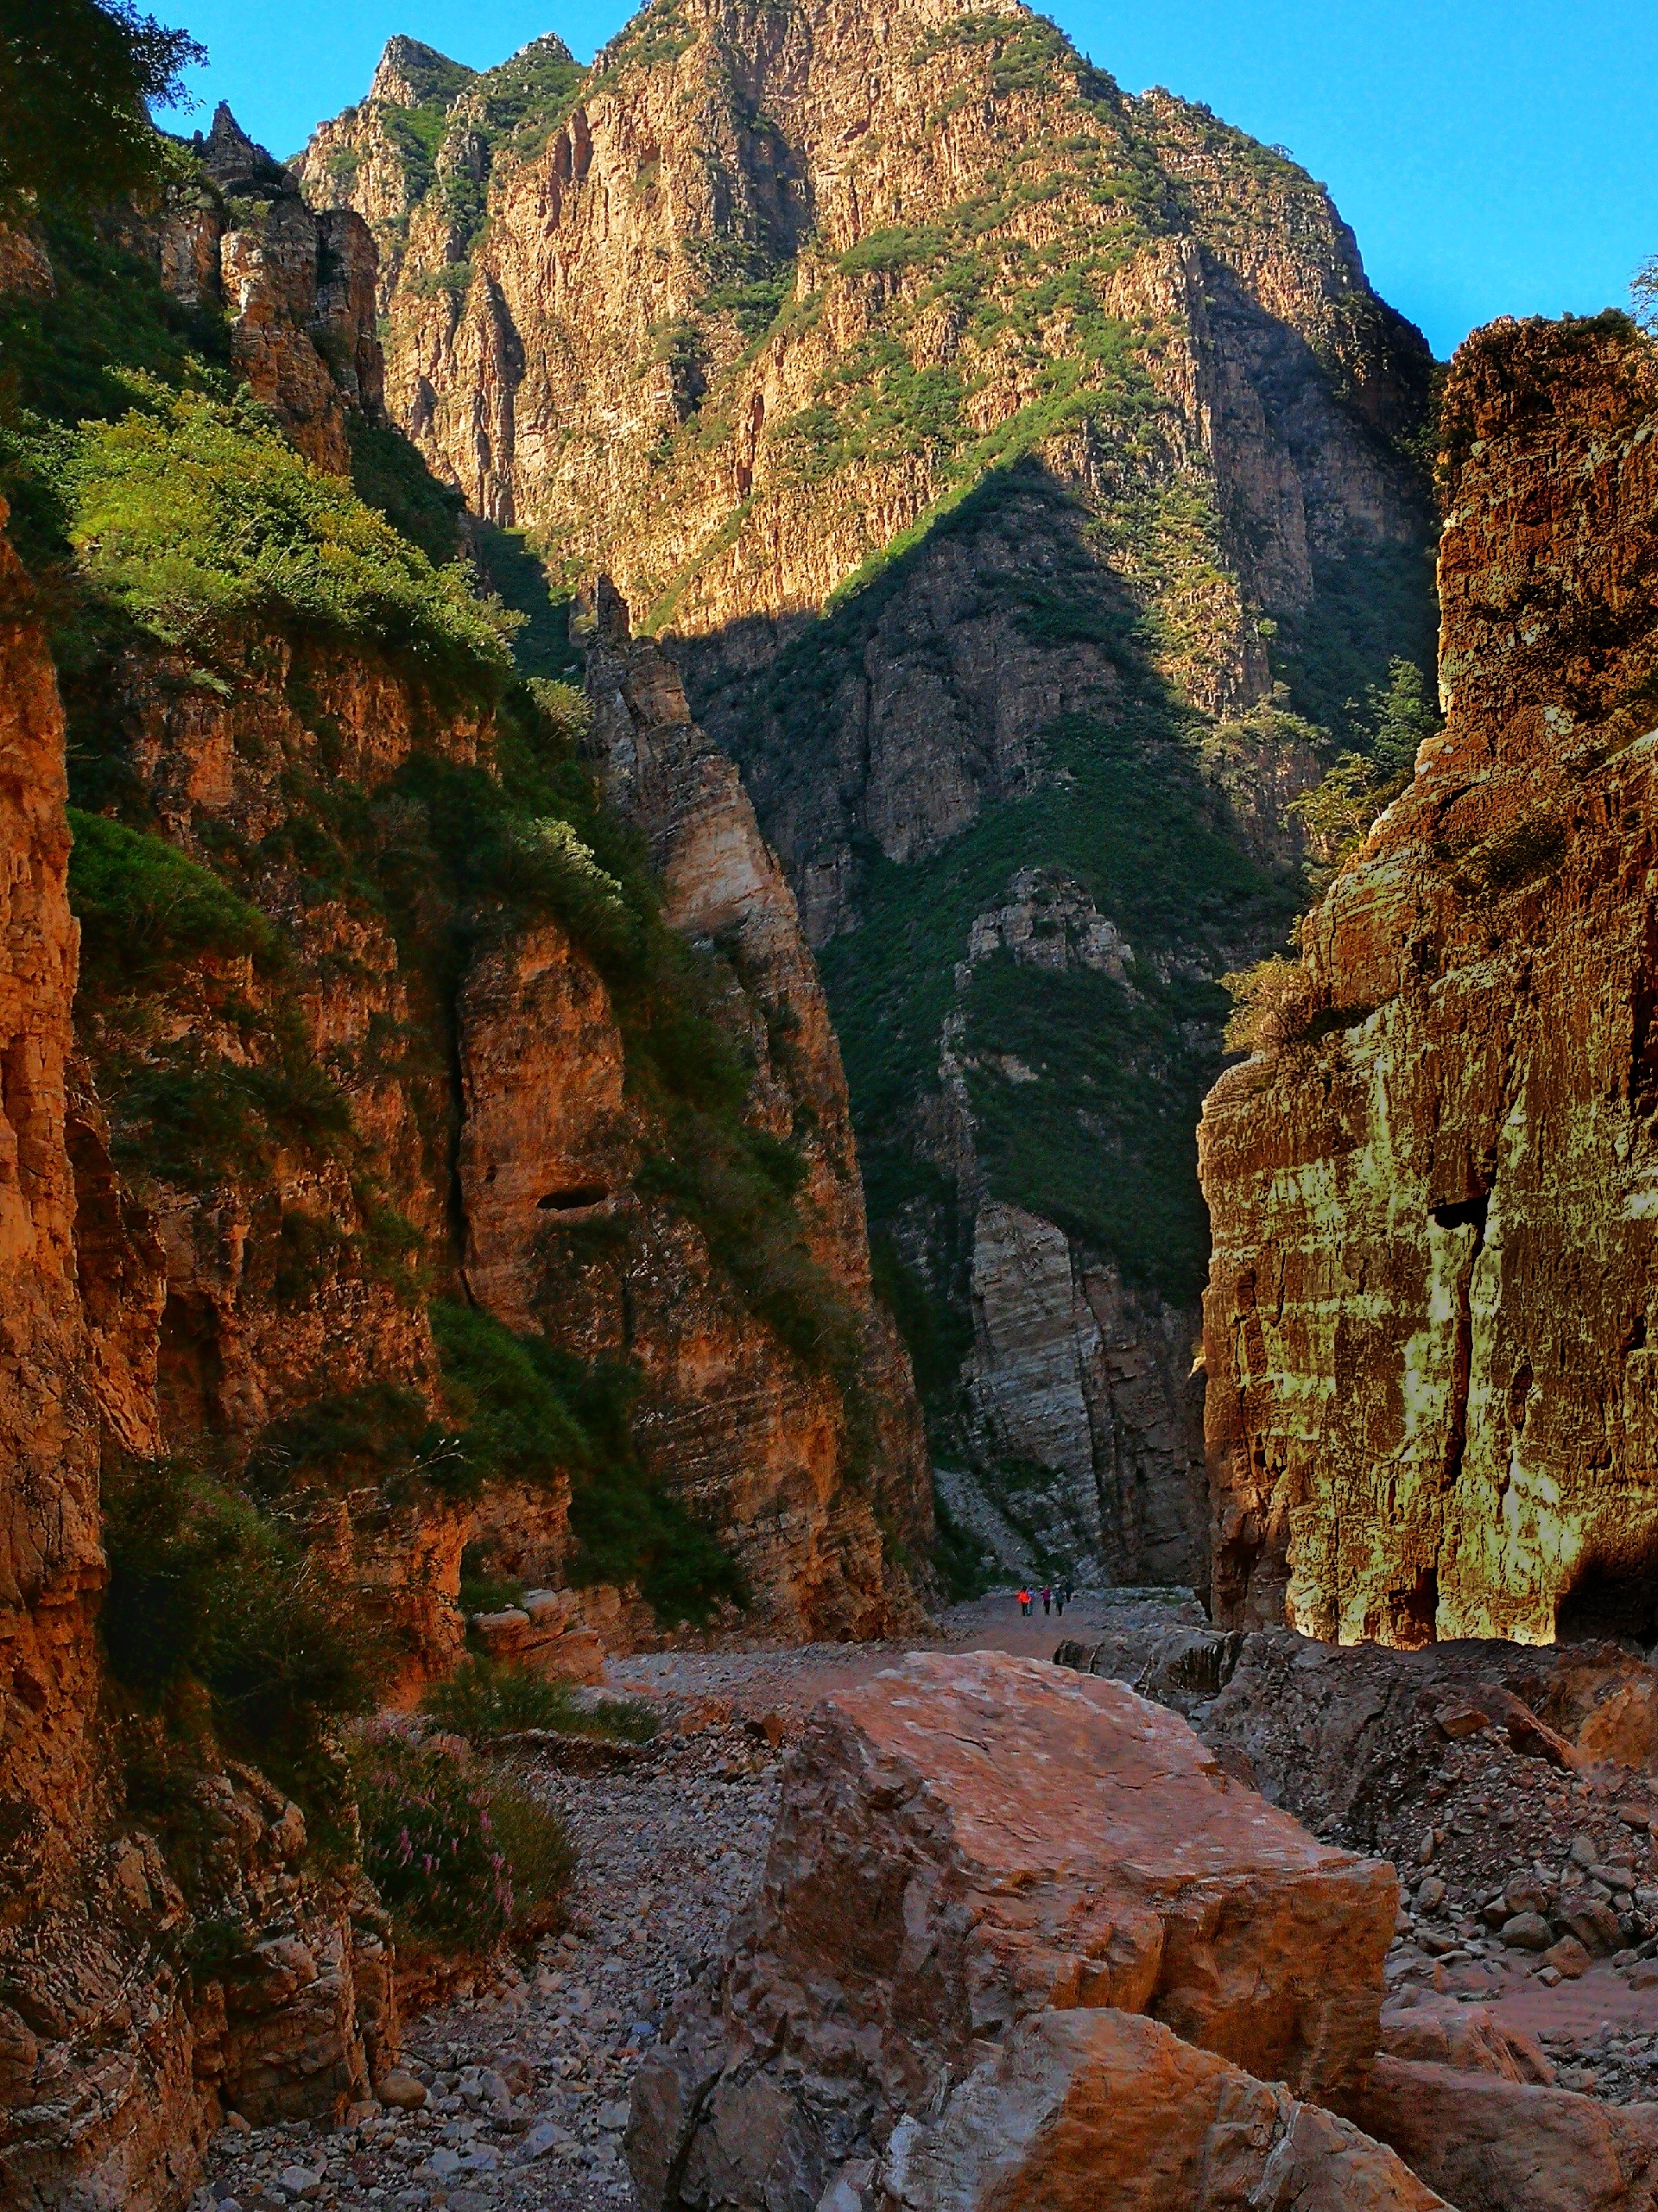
[629,1649,1399,2209]
[1199,314,1658,1644]
[950,1200,1205,1586]
[136,103,384,472]
[301,0,1427,681]
[0,509,102,1905]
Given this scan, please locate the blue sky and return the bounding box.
[162,0,1657,361]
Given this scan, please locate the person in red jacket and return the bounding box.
[1016,1587,1032,1617]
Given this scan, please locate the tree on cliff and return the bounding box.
[1288,657,1441,888]
[0,0,203,212]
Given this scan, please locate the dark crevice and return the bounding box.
[537,1183,610,1211]
[1557,1549,1658,1647]
[1430,1192,1489,1237]
[1429,1188,1490,1509]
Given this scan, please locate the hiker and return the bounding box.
[1017,1587,1032,1617]
[1054,1583,1066,1618]
[1041,1585,1052,1616]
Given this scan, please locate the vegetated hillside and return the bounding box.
[0,95,932,2202]
[302,0,1440,1591]
[1200,310,1658,1650]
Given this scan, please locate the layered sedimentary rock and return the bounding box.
[0,153,930,2202]
[627,1650,1435,2211]
[60,149,928,1647]
[1199,314,1658,1644]
[0,518,399,2208]
[301,0,1439,1582]
[940,1200,1206,1584]
[455,582,933,1632]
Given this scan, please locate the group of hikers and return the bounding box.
[1015,1581,1073,1618]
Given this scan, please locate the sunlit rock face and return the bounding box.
[300,0,1438,1590]
[1199,313,1658,1646]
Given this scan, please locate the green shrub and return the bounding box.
[431,1300,592,1485]
[347,415,465,566]
[244,1381,476,1507]
[1221,954,1317,1055]
[100,1455,385,1802]
[0,208,229,497]
[350,1724,574,1952]
[100,1019,355,1191]
[432,1301,747,1626]
[637,1116,857,1369]
[69,808,280,989]
[1461,815,1566,896]
[457,1539,526,1619]
[63,385,519,691]
[839,225,946,276]
[0,4,204,213]
[272,1207,355,1304]
[422,1656,658,1743]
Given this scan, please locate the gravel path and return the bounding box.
[195,1595,1123,2212]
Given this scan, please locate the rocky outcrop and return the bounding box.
[451,580,931,1635]
[0,155,930,2202]
[943,1200,1206,1585]
[0,507,102,1936]
[627,1650,1438,2211]
[1199,314,1658,1645]
[0,517,399,2206]
[134,103,386,472]
[301,0,1438,1588]
[1355,2059,1658,2212]
[885,2007,1448,2212]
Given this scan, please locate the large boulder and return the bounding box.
[630,1650,1402,2212]
[885,2008,1449,2212]
[1355,2056,1658,2212]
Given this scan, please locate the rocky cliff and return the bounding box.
[301,0,1439,1583]
[1199,311,1658,1645]
[0,121,927,2202]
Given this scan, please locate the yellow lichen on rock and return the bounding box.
[1200,313,1658,1647]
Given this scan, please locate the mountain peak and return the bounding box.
[194,101,293,195]
[369,35,477,111]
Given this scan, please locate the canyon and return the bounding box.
[0,86,929,2204]
[4,0,1658,2205]
[298,0,1440,1582]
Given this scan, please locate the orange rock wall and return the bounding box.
[1199,315,1658,1644]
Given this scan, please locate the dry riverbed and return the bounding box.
[195,1597,1117,2212]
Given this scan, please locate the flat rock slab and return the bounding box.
[735,1650,1395,2104]
[887,2007,1450,2212]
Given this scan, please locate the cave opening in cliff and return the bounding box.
[1556,1550,1658,1649]
[537,1183,610,1211]
[1429,1193,1490,1237]
[1383,1566,1439,1649]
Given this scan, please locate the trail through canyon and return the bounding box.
[199,1600,1658,2212]
[193,1598,1136,2212]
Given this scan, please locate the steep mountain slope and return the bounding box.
[0,122,927,2200]
[1200,312,1658,1646]
[301,0,1438,1583]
